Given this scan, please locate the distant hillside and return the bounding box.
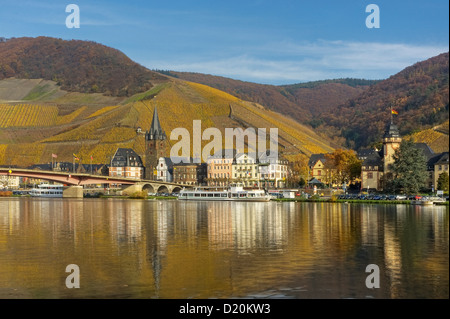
[408,120,449,154]
[158,70,377,126]
[0,37,337,167]
[318,52,449,150]
[0,37,168,96]
[0,79,336,167]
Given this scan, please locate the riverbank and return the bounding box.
[272,198,449,205]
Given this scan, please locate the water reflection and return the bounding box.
[0,198,448,299]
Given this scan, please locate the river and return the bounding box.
[0,198,448,299]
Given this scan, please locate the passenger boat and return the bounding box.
[178,183,271,202]
[29,183,64,198]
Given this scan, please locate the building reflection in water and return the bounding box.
[0,198,448,299]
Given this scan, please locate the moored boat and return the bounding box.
[411,199,434,205]
[178,183,271,202]
[29,183,64,198]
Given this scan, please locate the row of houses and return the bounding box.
[157,151,289,188]
[107,148,290,188]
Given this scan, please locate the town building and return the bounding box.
[430,152,449,191]
[206,151,234,186]
[232,153,259,187]
[156,157,173,182]
[0,175,20,189]
[109,148,144,180]
[258,151,289,188]
[172,161,207,186]
[308,153,336,185]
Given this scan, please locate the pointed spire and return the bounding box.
[150,107,163,133]
[147,106,166,140]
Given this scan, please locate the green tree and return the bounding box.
[389,139,428,194]
[437,172,449,192]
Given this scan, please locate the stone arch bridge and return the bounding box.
[0,168,187,198]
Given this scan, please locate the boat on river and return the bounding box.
[29,183,63,198]
[410,196,446,206]
[178,183,271,202]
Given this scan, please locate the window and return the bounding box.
[367,172,373,179]
[318,170,321,176]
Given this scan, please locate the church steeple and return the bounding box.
[146,106,166,141]
[145,106,167,180]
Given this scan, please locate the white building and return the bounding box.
[232,153,260,187]
[156,157,173,182]
[258,151,289,188]
[0,175,20,189]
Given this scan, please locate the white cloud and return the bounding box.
[149,40,449,84]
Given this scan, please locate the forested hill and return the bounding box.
[156,70,378,125]
[0,37,168,96]
[319,52,449,150]
[160,53,449,150]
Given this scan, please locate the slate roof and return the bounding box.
[308,154,327,167]
[111,148,143,167]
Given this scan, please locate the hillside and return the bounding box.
[0,37,337,167]
[0,79,336,167]
[319,52,449,150]
[158,70,377,128]
[408,120,449,154]
[0,37,168,97]
[159,53,449,151]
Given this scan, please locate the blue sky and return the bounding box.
[0,0,448,85]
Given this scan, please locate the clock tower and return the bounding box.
[382,116,402,174]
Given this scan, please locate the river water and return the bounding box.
[0,198,448,299]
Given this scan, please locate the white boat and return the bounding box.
[29,183,64,198]
[178,183,271,202]
[411,199,434,206]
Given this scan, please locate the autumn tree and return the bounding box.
[286,154,309,188]
[324,149,362,185]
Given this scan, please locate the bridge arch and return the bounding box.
[142,184,155,194]
[171,186,182,193]
[157,185,169,194]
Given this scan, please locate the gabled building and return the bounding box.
[308,154,330,184]
[109,148,144,180]
[156,157,173,182]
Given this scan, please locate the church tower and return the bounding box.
[145,107,167,180]
[382,112,402,174]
